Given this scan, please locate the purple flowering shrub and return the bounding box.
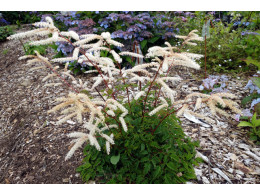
[46,11,184,73]
[98,12,180,47]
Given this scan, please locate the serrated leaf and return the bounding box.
[153,166,161,179]
[83,173,91,182]
[110,154,120,165]
[84,162,92,169]
[238,121,253,127]
[166,162,176,170]
[170,153,179,162]
[144,163,151,175]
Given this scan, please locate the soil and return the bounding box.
[0,26,84,184]
[0,26,259,184]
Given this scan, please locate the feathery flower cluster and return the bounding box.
[174,92,242,122]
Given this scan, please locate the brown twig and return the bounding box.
[19,39,27,54]
[204,18,207,79]
[103,40,131,108]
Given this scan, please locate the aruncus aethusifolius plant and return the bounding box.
[8,17,242,183]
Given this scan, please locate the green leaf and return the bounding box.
[140,40,147,50]
[125,56,133,64]
[250,135,258,141]
[252,113,257,126]
[238,121,253,127]
[243,57,260,70]
[141,143,145,151]
[110,154,120,165]
[166,162,176,170]
[144,163,151,175]
[84,162,92,169]
[148,36,160,43]
[170,153,179,162]
[153,166,161,179]
[241,96,254,106]
[252,77,260,89]
[255,119,260,127]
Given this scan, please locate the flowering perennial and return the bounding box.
[8,16,242,160]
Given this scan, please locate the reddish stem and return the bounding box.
[43,59,80,94]
[204,18,207,79]
[103,40,131,108]
[141,58,164,121]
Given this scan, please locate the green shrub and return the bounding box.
[182,12,260,73]
[77,96,201,184]
[0,26,13,42]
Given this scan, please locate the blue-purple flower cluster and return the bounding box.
[199,75,229,93]
[99,12,179,42]
[245,80,260,94]
[241,31,260,36]
[0,13,10,26]
[56,41,74,56]
[69,18,96,35]
[0,17,10,26]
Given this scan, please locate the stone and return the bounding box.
[21,79,31,87]
[202,176,210,184]
[62,178,69,183]
[219,131,225,136]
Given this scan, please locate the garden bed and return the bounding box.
[0,25,260,184]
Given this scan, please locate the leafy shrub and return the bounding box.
[1,11,56,25]
[188,12,260,73]
[77,96,201,184]
[0,26,13,42]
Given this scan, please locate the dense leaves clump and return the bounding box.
[0,26,13,42]
[77,96,201,184]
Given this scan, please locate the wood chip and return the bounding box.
[234,161,253,174]
[244,151,260,162]
[212,168,232,184]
